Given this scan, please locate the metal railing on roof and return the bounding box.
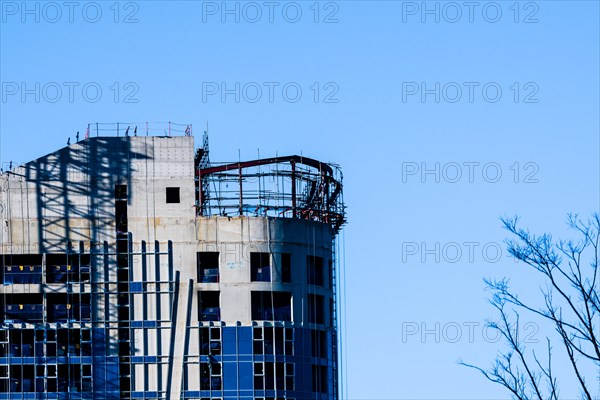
[85,122,192,138]
[196,155,346,234]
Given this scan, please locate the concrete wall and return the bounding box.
[195,216,334,325]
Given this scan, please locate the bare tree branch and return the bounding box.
[462,213,600,400]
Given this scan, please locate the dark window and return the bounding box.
[4,330,34,359]
[197,252,219,283]
[254,362,286,391]
[115,185,128,233]
[115,185,127,200]
[264,327,274,355]
[281,253,291,283]
[0,294,43,324]
[39,364,89,393]
[285,362,295,390]
[0,255,43,285]
[200,362,221,390]
[312,364,328,393]
[166,187,180,203]
[274,327,284,355]
[270,362,281,390]
[308,256,324,286]
[199,327,221,355]
[254,327,287,356]
[308,294,324,324]
[253,327,292,357]
[254,362,264,389]
[198,291,220,322]
[330,298,335,326]
[311,330,327,358]
[46,254,91,283]
[251,291,291,321]
[285,328,294,355]
[253,327,264,354]
[46,294,91,323]
[0,331,7,358]
[7,365,34,392]
[251,252,271,282]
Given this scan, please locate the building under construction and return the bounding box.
[0,123,346,399]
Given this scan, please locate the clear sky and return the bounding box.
[1,1,599,398]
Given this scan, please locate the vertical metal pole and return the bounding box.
[238,164,243,215]
[127,232,134,393]
[291,160,297,218]
[323,173,329,223]
[141,240,149,390]
[79,241,85,324]
[168,240,174,320]
[198,170,203,216]
[154,240,162,393]
[103,241,109,325]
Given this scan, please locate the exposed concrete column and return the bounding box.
[167,273,194,399]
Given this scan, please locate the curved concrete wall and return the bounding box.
[195,216,334,326]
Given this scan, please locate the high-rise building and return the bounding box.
[0,123,346,399]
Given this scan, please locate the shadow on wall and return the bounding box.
[16,137,152,252]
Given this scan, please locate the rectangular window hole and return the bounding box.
[253,327,263,340]
[254,362,264,375]
[281,253,291,283]
[198,291,220,322]
[115,184,127,200]
[308,256,324,286]
[197,252,219,283]
[251,252,271,282]
[166,187,180,203]
[312,364,328,393]
[311,330,327,358]
[251,291,291,321]
[308,294,325,324]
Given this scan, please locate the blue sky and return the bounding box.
[1,1,599,398]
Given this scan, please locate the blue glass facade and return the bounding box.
[178,325,336,400]
[0,326,120,399]
[0,325,335,399]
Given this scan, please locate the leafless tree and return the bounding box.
[460,213,600,400]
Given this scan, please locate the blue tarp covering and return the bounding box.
[201,307,220,321]
[200,268,219,283]
[46,265,90,283]
[3,266,42,284]
[252,266,271,282]
[49,304,91,323]
[3,304,43,323]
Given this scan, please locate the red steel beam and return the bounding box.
[199,155,334,176]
